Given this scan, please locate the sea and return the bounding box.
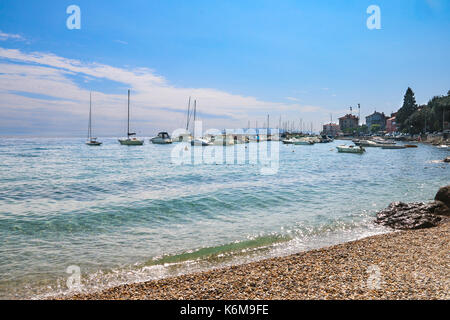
[0,137,448,299]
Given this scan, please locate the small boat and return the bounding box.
[191,138,212,146]
[373,138,395,145]
[405,144,418,148]
[381,145,406,149]
[437,145,449,150]
[282,138,296,144]
[294,139,314,145]
[337,145,365,154]
[86,93,102,146]
[210,135,235,146]
[119,90,144,146]
[320,135,334,143]
[359,140,383,147]
[150,132,173,144]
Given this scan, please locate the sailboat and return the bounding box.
[86,92,102,146]
[118,89,144,146]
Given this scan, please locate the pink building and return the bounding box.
[386,113,397,133]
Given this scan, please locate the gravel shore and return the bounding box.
[67,222,449,300]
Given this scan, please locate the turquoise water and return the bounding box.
[0,137,448,299]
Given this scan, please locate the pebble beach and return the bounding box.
[67,220,449,300]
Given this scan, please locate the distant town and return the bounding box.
[321,88,450,138]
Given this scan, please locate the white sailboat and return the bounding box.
[86,92,102,146]
[119,89,144,146]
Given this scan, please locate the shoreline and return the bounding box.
[65,221,449,300]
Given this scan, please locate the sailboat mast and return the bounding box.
[186,97,191,131]
[127,89,130,137]
[88,92,92,140]
[193,100,197,122]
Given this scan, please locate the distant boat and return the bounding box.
[282,138,296,144]
[150,132,173,144]
[191,138,212,146]
[437,145,449,150]
[337,145,365,154]
[381,145,406,149]
[373,138,396,145]
[358,140,383,147]
[119,90,144,146]
[294,138,314,145]
[86,92,102,146]
[209,135,235,146]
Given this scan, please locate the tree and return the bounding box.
[396,87,418,131]
[404,106,433,134]
[370,124,381,133]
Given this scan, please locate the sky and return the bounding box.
[0,0,449,136]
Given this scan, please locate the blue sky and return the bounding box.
[0,0,449,136]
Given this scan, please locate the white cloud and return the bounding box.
[0,47,326,135]
[0,31,25,41]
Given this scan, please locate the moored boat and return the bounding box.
[282,138,296,144]
[150,132,173,144]
[359,140,383,147]
[86,92,102,146]
[337,145,365,154]
[119,90,144,146]
[381,145,406,149]
[294,139,314,145]
[191,138,212,146]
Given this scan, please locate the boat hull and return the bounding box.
[86,141,102,146]
[294,141,314,145]
[151,138,172,144]
[119,139,144,146]
[381,145,406,149]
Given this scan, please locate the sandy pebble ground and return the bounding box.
[66,221,449,300]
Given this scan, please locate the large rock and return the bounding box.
[435,185,450,207]
[376,202,442,230]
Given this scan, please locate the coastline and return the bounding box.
[65,220,449,300]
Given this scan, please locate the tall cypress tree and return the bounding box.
[397,87,418,131]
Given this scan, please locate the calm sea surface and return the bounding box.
[0,137,448,299]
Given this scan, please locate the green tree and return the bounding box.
[370,124,381,133]
[404,106,433,134]
[358,125,368,134]
[396,87,418,131]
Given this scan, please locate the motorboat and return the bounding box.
[150,132,173,144]
[358,140,383,147]
[191,138,212,146]
[210,135,235,146]
[337,145,366,154]
[282,138,296,144]
[294,138,314,145]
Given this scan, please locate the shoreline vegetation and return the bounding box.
[64,220,449,300]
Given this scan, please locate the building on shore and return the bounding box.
[322,123,341,137]
[338,114,359,132]
[386,113,398,133]
[366,111,387,131]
